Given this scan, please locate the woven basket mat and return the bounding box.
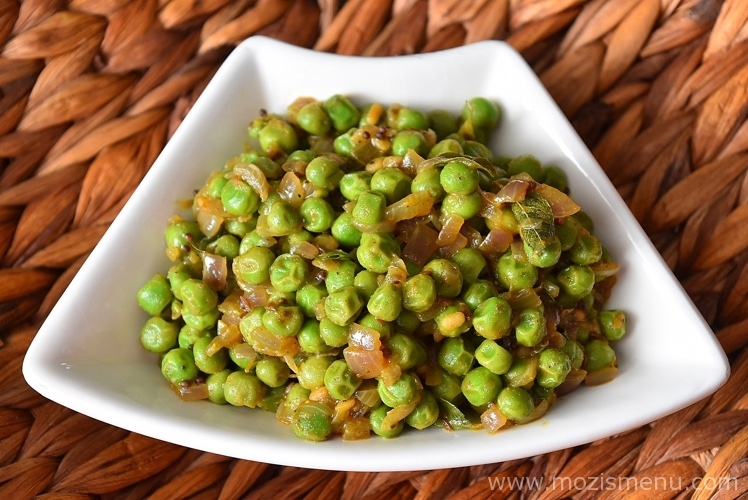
[2,0,748,498]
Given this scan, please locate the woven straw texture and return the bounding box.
[2,0,748,498]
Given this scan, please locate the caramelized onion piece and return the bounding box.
[250,327,300,357]
[495,178,530,203]
[437,214,464,246]
[176,382,209,401]
[234,163,271,201]
[584,366,619,386]
[343,346,386,379]
[402,223,439,267]
[278,171,305,208]
[480,404,509,434]
[202,252,227,291]
[381,395,421,431]
[385,191,435,223]
[196,210,223,238]
[478,227,514,254]
[534,183,580,218]
[348,323,382,351]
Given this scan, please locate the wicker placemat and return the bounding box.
[1,0,747,498]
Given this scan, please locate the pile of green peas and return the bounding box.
[137,94,626,441]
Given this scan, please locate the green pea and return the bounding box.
[353,270,380,300]
[137,274,173,316]
[339,171,372,201]
[462,97,500,129]
[495,252,538,291]
[323,260,355,294]
[370,168,412,204]
[319,318,349,347]
[262,305,304,337]
[296,284,327,318]
[161,348,199,385]
[537,348,572,388]
[402,273,437,313]
[323,95,360,132]
[473,297,512,339]
[430,368,463,403]
[204,171,228,198]
[266,200,302,236]
[497,387,534,421]
[542,165,568,192]
[140,317,178,353]
[239,230,275,255]
[423,258,463,298]
[396,309,420,333]
[182,308,219,330]
[324,359,362,400]
[269,253,309,293]
[164,220,201,250]
[504,356,538,388]
[178,324,209,349]
[599,310,626,341]
[441,192,482,219]
[386,333,426,370]
[282,383,311,415]
[562,339,585,370]
[206,234,240,259]
[438,337,474,377]
[298,355,335,390]
[225,371,266,407]
[233,246,275,286]
[292,400,333,441]
[353,190,387,226]
[428,110,459,140]
[451,248,486,284]
[179,279,217,316]
[306,155,344,190]
[573,211,594,233]
[206,369,231,404]
[220,178,259,216]
[428,138,463,158]
[193,336,228,374]
[404,390,439,430]
[462,140,493,159]
[300,198,335,233]
[440,161,479,195]
[167,264,193,301]
[296,319,326,353]
[585,339,617,372]
[556,218,579,251]
[378,372,420,407]
[333,131,354,156]
[331,213,362,249]
[462,366,502,407]
[370,404,404,438]
[258,118,298,156]
[359,313,391,339]
[411,168,446,202]
[255,357,291,387]
[324,286,364,326]
[249,156,284,179]
[394,106,429,130]
[475,339,513,375]
[515,308,546,347]
[507,154,543,181]
[557,265,595,297]
[297,101,331,136]
[367,282,402,322]
[357,232,400,273]
[392,130,429,157]
[461,280,498,312]
[435,304,471,337]
[568,233,603,266]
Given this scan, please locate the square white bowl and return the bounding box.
[23,37,729,472]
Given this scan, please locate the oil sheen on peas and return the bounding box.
[136,95,626,442]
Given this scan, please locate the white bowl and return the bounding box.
[23,37,729,472]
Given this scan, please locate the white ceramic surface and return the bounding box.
[23,37,730,472]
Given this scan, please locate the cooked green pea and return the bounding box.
[461,280,498,311]
[300,198,335,233]
[331,212,363,249]
[440,161,479,195]
[296,284,327,318]
[423,258,463,297]
[574,211,594,233]
[462,367,502,407]
[507,154,543,180]
[180,279,217,316]
[206,234,240,259]
[324,286,364,326]
[255,357,291,387]
[386,333,426,370]
[556,218,579,251]
[233,246,275,286]
[298,355,335,390]
[451,248,486,284]
[404,390,439,430]
[293,401,333,441]
[599,310,626,341]
[167,264,193,301]
[428,110,459,140]
[262,305,304,337]
[370,404,404,438]
[562,339,585,369]
[497,387,534,421]
[402,273,436,313]
[164,220,201,250]
[495,252,538,291]
[475,339,513,374]
[204,171,228,198]
[306,155,343,190]
[137,274,173,316]
[323,95,360,132]
[568,233,603,265]
[140,317,178,353]
[239,230,275,254]
[297,101,331,136]
[435,304,471,337]
[557,265,595,297]
[367,282,402,322]
[221,178,259,216]
[333,131,354,156]
[515,308,546,347]
[473,297,512,339]
[438,336,474,376]
[504,356,538,387]
[537,348,571,388]
[370,168,412,204]
[378,372,420,407]
[524,236,562,269]
[462,97,500,129]
[352,270,379,300]
[430,368,463,403]
[585,339,617,372]
[394,106,429,130]
[182,308,219,330]
[357,232,400,273]
[353,190,387,226]
[428,138,463,158]
[462,140,492,159]
[319,318,349,347]
[206,369,230,404]
[250,156,284,179]
[441,192,482,219]
[542,165,568,192]
[225,371,266,407]
[297,319,327,353]
[193,336,228,374]
[259,386,286,413]
[269,253,309,293]
[259,118,298,156]
[392,130,429,157]
[265,200,302,236]
[178,324,209,349]
[324,359,362,400]
[411,168,446,202]
[161,348,199,385]
[339,171,372,201]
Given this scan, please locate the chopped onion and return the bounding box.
[348,323,382,351]
[250,326,300,357]
[385,191,435,223]
[218,292,244,323]
[534,183,580,218]
[401,223,439,267]
[516,398,550,424]
[176,382,209,401]
[352,218,397,233]
[342,417,371,441]
[557,368,586,396]
[584,366,618,386]
[232,343,258,363]
[379,360,402,386]
[478,228,514,254]
[381,395,421,431]
[196,210,223,238]
[343,346,386,379]
[278,171,305,208]
[503,288,542,309]
[590,260,621,279]
[283,353,299,374]
[202,252,227,291]
[242,286,270,309]
[495,179,530,203]
[234,163,271,201]
[480,404,508,434]
[217,320,242,345]
[290,240,319,259]
[314,234,339,252]
[438,233,467,258]
[354,381,381,407]
[437,214,464,246]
